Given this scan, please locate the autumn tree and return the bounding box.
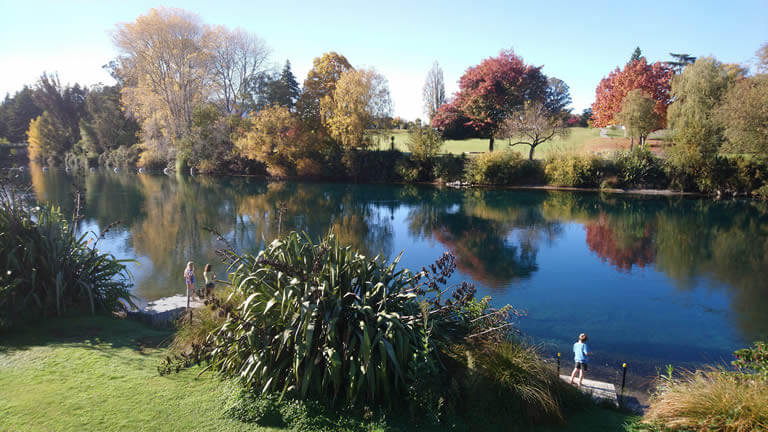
[322,68,392,149]
[616,89,661,149]
[210,26,270,115]
[296,52,352,131]
[717,74,768,154]
[432,49,548,152]
[501,100,570,160]
[25,111,70,163]
[667,57,745,155]
[422,61,445,121]
[234,105,311,176]
[591,58,672,129]
[113,8,214,147]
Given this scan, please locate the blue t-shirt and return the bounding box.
[573,342,589,363]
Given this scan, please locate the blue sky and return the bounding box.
[1,0,766,120]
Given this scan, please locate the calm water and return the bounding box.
[27,166,768,372]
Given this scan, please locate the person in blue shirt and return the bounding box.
[569,333,591,387]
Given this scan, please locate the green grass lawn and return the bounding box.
[0,316,277,432]
[373,127,601,158]
[0,316,640,431]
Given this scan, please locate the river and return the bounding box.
[27,165,768,376]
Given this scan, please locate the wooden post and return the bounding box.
[620,363,627,406]
[557,352,561,376]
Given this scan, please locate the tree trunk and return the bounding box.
[489,136,494,152]
[529,145,535,160]
[630,137,634,151]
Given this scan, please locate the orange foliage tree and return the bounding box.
[591,59,673,128]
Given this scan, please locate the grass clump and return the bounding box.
[644,369,768,431]
[0,177,133,330]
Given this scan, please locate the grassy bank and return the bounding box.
[0,316,639,432]
[374,127,601,157]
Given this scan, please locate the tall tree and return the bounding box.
[78,85,140,155]
[502,101,570,160]
[422,61,445,121]
[591,58,672,128]
[717,74,768,155]
[432,49,548,152]
[296,52,353,131]
[616,89,661,149]
[629,46,643,64]
[113,7,213,144]
[322,68,392,150]
[32,73,87,156]
[666,53,697,74]
[1,86,42,143]
[543,77,572,116]
[756,42,768,74]
[210,26,270,115]
[667,57,744,156]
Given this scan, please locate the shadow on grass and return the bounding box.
[0,314,172,357]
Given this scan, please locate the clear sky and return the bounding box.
[1,0,766,120]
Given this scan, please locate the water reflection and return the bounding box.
[27,164,768,363]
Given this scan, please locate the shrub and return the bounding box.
[544,155,604,187]
[465,150,544,185]
[407,126,444,160]
[163,232,519,411]
[0,181,134,329]
[341,149,403,182]
[733,341,768,380]
[644,370,768,431]
[614,147,668,189]
[432,154,466,183]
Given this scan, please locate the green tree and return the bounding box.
[629,46,643,63]
[666,53,697,74]
[717,74,768,154]
[407,124,443,160]
[78,85,140,155]
[667,57,744,156]
[616,89,662,149]
[1,86,43,143]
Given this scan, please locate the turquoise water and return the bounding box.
[28,167,768,372]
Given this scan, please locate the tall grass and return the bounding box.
[644,370,768,432]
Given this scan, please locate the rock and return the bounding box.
[127,295,203,327]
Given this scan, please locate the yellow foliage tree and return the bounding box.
[26,116,43,162]
[322,68,392,149]
[113,7,214,144]
[235,105,312,176]
[296,52,352,130]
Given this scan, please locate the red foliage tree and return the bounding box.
[432,49,547,151]
[591,59,673,128]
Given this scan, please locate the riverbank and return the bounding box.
[0,315,642,432]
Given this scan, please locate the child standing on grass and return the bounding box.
[569,333,591,387]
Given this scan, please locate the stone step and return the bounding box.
[560,375,619,406]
